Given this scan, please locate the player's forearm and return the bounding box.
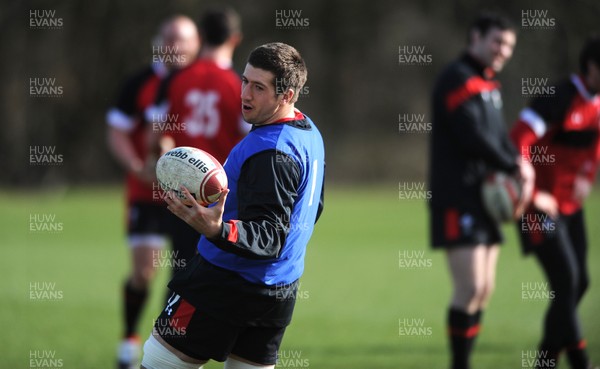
[510,120,538,161]
[107,128,144,173]
[209,218,289,259]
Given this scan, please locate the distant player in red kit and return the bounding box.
[148,8,247,164]
[511,36,600,369]
[106,16,200,369]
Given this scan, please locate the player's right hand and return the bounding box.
[532,191,559,219]
[133,157,157,185]
[165,186,229,239]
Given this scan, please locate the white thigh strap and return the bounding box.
[141,335,203,369]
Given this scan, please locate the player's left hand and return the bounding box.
[165,186,229,238]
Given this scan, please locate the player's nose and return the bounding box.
[241,84,252,101]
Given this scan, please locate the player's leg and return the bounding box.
[478,244,500,310]
[141,294,210,369]
[447,245,488,312]
[465,243,500,361]
[568,210,589,303]
[126,242,162,324]
[163,214,199,306]
[446,245,489,369]
[166,214,199,278]
[141,291,248,368]
[120,203,167,369]
[532,216,586,369]
[563,210,590,369]
[120,241,163,369]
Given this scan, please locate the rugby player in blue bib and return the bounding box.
[140,42,325,369]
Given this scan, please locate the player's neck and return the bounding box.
[260,105,296,126]
[199,47,233,69]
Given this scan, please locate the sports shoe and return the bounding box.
[117,336,141,369]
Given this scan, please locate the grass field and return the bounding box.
[1,185,599,368]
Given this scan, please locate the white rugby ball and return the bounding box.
[481,172,522,223]
[156,146,227,206]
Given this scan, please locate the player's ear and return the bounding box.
[468,29,481,48]
[230,32,243,47]
[281,89,295,104]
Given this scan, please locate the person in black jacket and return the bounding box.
[428,13,528,369]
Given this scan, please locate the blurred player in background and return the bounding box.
[145,10,247,329]
[106,15,200,369]
[428,13,527,369]
[140,42,325,369]
[511,36,600,369]
[147,7,247,165]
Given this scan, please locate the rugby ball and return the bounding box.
[156,146,227,206]
[481,172,522,223]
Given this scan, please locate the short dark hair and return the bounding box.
[579,35,600,75]
[467,12,516,44]
[247,42,307,103]
[200,8,241,47]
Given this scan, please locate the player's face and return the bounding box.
[160,18,200,69]
[241,64,289,125]
[471,28,516,72]
[586,62,600,92]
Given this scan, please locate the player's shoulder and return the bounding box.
[120,66,157,90]
[528,77,577,119]
[435,55,478,93]
[206,60,242,83]
[173,59,240,86]
[185,59,236,74]
[280,112,324,148]
[555,77,578,98]
[127,65,156,80]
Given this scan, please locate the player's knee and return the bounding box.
[453,281,485,308]
[552,271,577,301]
[579,275,589,297]
[575,272,589,302]
[472,283,488,305]
[479,280,495,306]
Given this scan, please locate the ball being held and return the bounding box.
[156,146,228,206]
[481,171,523,223]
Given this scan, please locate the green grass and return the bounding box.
[1,185,599,368]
